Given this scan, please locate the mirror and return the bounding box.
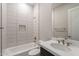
[68,5,79,41]
[52,3,79,41]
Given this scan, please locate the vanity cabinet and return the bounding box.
[40,47,55,56]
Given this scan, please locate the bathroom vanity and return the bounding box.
[39,39,79,56]
[40,47,55,56]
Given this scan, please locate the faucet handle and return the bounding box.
[57,39,65,45]
[61,40,65,45]
[57,40,61,43]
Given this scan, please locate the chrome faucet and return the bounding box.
[61,40,65,45]
[57,40,61,43]
[57,37,72,46]
[57,39,65,45]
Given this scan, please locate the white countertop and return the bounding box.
[39,39,79,56]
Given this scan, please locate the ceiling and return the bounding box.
[27,3,34,7]
[52,3,66,8]
[27,3,66,8]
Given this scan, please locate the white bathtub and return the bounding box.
[3,42,39,56]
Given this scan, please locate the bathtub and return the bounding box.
[2,37,64,56]
[3,42,39,56]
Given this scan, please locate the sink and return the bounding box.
[51,43,71,51]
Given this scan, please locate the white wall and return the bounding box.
[33,3,53,42]
[53,3,79,38]
[3,3,34,48]
[39,3,52,41]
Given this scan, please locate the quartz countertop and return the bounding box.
[39,39,79,56]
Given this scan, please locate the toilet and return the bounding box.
[28,48,40,56]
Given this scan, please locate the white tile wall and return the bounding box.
[7,4,17,48]
[6,3,33,48]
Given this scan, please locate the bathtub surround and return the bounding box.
[7,3,34,48]
[1,3,34,55]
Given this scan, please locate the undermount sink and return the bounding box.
[51,43,71,51]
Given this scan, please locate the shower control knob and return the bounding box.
[34,37,37,40]
[0,27,4,29]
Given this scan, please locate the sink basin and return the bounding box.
[51,43,71,51]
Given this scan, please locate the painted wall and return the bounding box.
[3,3,34,48]
[53,3,79,38]
[39,3,52,41]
